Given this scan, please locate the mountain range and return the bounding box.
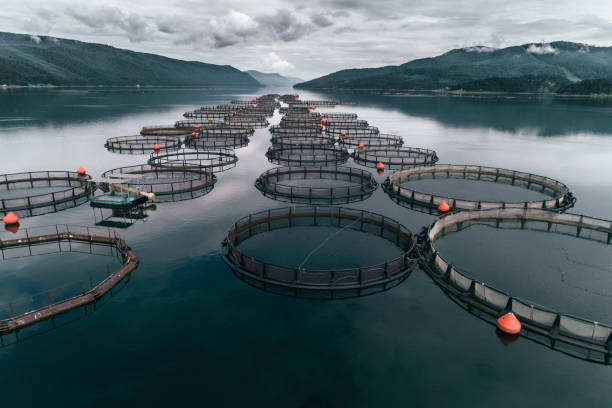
[294,42,612,93]
[245,70,302,87]
[0,32,292,87]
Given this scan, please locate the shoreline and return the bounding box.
[293,87,612,98]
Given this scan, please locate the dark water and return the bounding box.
[399,178,551,202]
[1,87,612,407]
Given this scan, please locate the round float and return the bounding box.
[140,125,194,136]
[340,133,403,148]
[104,135,182,154]
[222,206,417,298]
[383,164,575,211]
[353,146,439,169]
[270,134,335,147]
[0,225,138,336]
[255,166,378,204]
[265,145,349,166]
[421,207,612,361]
[100,164,216,202]
[148,150,238,172]
[0,171,92,218]
[188,134,249,149]
[327,126,380,137]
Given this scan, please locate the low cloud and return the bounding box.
[261,52,295,74]
[463,46,497,53]
[526,43,558,54]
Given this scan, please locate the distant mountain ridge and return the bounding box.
[294,42,612,92]
[0,32,260,87]
[246,70,302,87]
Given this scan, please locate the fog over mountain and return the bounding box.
[2,0,612,79]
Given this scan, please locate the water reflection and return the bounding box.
[315,91,612,137]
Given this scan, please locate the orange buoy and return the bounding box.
[194,124,199,129]
[322,118,326,123]
[497,313,521,335]
[3,212,19,225]
[358,143,364,149]
[191,132,197,137]
[208,118,213,123]
[341,131,346,137]
[376,162,385,171]
[76,166,86,175]
[319,123,324,128]
[153,143,161,151]
[438,201,450,213]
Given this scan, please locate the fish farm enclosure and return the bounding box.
[1,87,612,406]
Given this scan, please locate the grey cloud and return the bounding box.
[256,9,312,42]
[68,6,151,42]
[311,13,333,28]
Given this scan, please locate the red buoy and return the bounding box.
[376,162,385,171]
[497,313,521,335]
[319,123,324,128]
[358,143,364,149]
[191,132,197,137]
[438,202,450,213]
[3,212,19,225]
[153,143,161,151]
[194,124,199,129]
[377,169,384,175]
[76,166,86,175]
[341,131,346,137]
[208,118,213,123]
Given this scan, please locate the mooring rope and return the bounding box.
[297,216,363,269]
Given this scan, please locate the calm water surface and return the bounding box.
[1,87,612,407]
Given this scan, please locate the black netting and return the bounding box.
[384,164,575,211]
[148,149,238,172]
[222,206,416,298]
[353,146,439,169]
[100,164,216,202]
[0,171,92,218]
[105,135,182,154]
[255,166,378,204]
[265,145,349,166]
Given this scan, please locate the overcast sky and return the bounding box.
[2,0,612,80]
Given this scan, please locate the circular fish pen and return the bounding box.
[265,145,349,166]
[340,134,404,148]
[270,134,335,147]
[222,206,417,299]
[225,117,269,128]
[255,166,378,204]
[1,171,92,218]
[141,125,193,136]
[420,208,612,363]
[325,119,369,128]
[353,146,439,169]
[198,126,254,137]
[383,164,575,211]
[322,113,358,120]
[0,225,138,336]
[100,164,216,203]
[148,150,238,172]
[269,125,323,136]
[188,134,249,149]
[327,126,380,137]
[104,135,182,154]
